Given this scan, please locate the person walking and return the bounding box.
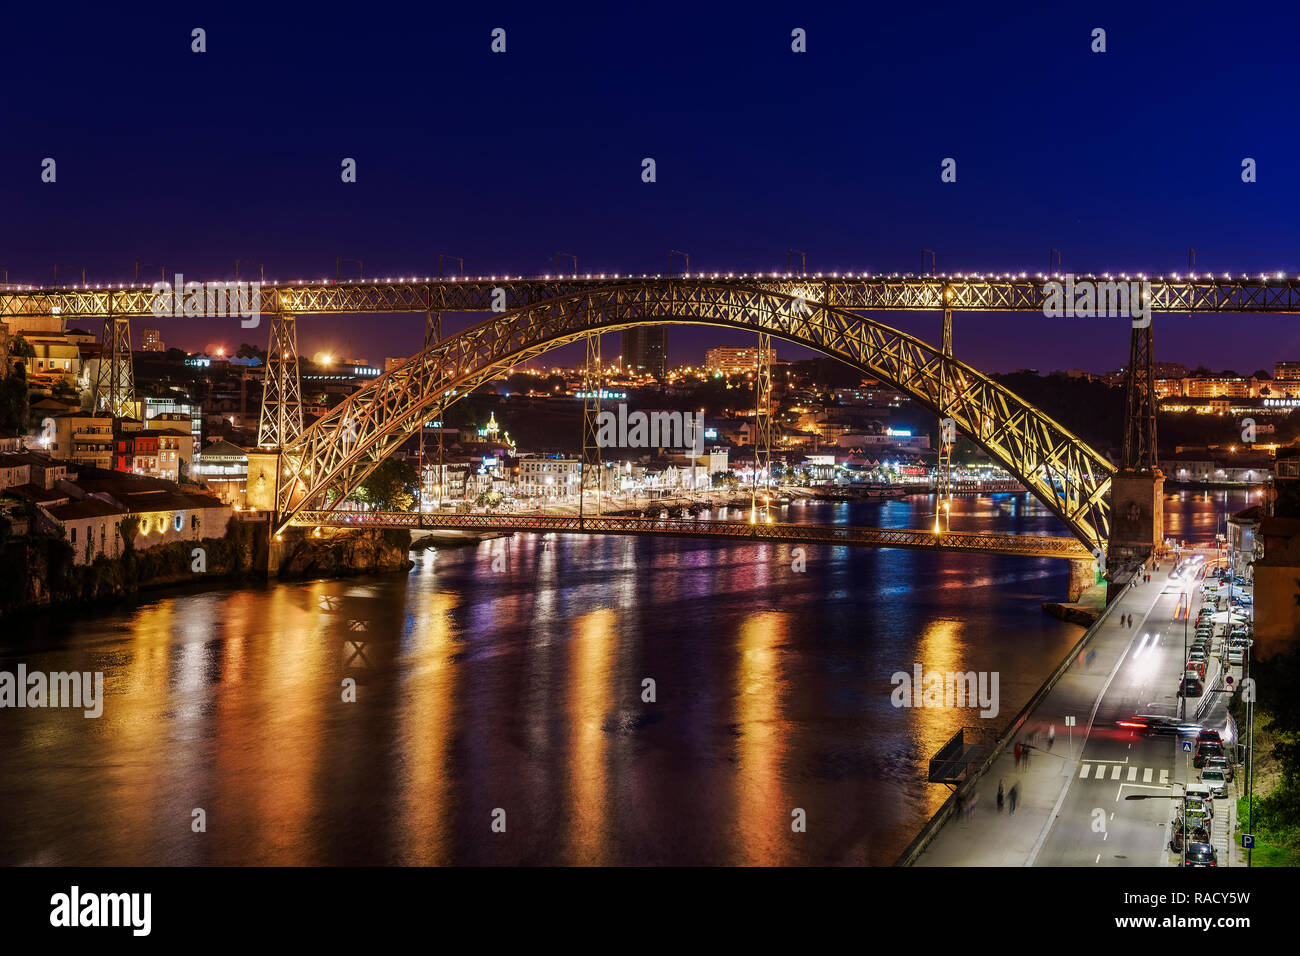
[1048,724,1056,750]
[997,780,1004,813]
[1022,741,1031,768]
[1008,783,1019,815]
[1014,743,1022,767]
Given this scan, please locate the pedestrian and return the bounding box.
[1049,724,1056,750]
[1022,741,1031,767]
[997,780,1004,813]
[1009,783,1019,815]
[956,791,965,821]
[967,791,979,819]
[1014,743,1022,767]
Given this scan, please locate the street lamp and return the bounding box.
[1125,786,1195,867]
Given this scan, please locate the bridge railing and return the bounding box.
[287,510,1093,559]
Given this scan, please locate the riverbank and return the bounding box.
[0,523,413,616]
[1042,580,1107,625]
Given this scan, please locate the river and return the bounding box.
[0,488,1254,865]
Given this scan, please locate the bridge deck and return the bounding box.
[5,273,1300,317]
[286,511,1093,560]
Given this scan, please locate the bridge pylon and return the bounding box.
[936,297,954,531]
[257,307,304,449]
[418,309,443,523]
[1107,308,1164,584]
[580,330,602,518]
[752,331,772,521]
[92,312,136,418]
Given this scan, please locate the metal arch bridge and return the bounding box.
[9,270,1298,554]
[290,510,1095,560]
[267,278,1123,550]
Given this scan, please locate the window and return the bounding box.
[70,527,76,543]
[174,513,184,532]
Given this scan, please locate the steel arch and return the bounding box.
[275,282,1116,551]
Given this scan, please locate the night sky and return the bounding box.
[4,1,1300,374]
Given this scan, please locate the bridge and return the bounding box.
[6,269,1279,565]
[289,510,1096,560]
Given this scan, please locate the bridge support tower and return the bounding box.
[93,310,136,418]
[257,307,304,449]
[1107,311,1164,594]
[580,331,602,518]
[936,298,954,531]
[752,331,772,521]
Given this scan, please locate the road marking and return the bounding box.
[1128,766,1137,781]
[1111,765,1122,780]
[1079,764,1091,779]
[1025,590,1162,867]
[1160,769,1169,784]
[1144,767,1153,783]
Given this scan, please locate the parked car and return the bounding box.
[1186,658,1206,678]
[1194,741,1224,768]
[1199,766,1230,798]
[1170,820,1211,853]
[1179,676,1204,698]
[1204,755,1234,782]
[1197,729,1223,745]
[1227,646,1246,665]
[1182,843,1218,867]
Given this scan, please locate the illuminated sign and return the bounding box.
[885,428,912,437]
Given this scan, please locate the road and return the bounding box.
[916,548,1245,867]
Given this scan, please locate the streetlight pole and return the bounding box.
[1126,787,1191,867]
[1245,640,1254,867]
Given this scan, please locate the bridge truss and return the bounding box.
[262,281,1117,552]
[289,511,1094,560]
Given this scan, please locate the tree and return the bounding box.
[362,459,416,510]
[236,342,266,361]
[0,364,29,431]
[1253,369,1272,380]
[118,515,141,554]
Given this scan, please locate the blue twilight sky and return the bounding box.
[3,0,1300,374]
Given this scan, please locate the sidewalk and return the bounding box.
[915,556,1195,866]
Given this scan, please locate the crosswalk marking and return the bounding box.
[1074,762,1176,785]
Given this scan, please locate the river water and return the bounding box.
[0,488,1252,865]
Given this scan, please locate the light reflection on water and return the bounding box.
[0,491,1245,865]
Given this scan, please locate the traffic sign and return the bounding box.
[1064,716,1076,727]
[1243,834,1255,849]
[1182,740,1193,752]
